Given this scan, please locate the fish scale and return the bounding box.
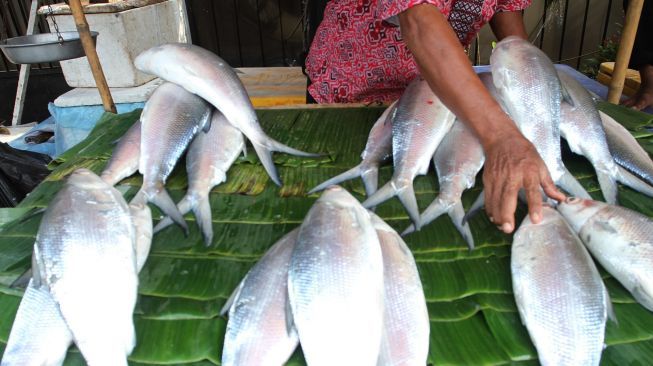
[289,186,384,366]
[512,206,609,366]
[558,198,653,311]
[491,36,589,199]
[363,78,455,229]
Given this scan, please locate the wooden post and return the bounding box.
[607,0,645,104]
[67,0,117,113]
[11,0,39,126]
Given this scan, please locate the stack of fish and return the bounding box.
[221,186,429,366]
[1,169,153,365]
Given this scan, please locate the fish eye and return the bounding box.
[566,197,579,204]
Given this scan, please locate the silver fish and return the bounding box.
[363,78,456,229]
[32,169,138,366]
[512,206,610,366]
[370,214,429,366]
[138,82,211,233]
[599,110,653,187]
[558,197,653,311]
[402,120,484,250]
[130,201,153,273]
[491,36,590,199]
[220,229,300,366]
[100,120,141,186]
[288,186,384,366]
[152,110,245,245]
[134,43,318,186]
[309,101,397,196]
[558,71,653,203]
[1,280,72,366]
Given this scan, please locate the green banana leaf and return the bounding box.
[1,103,653,365]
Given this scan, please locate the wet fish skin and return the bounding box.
[491,36,590,199]
[221,229,300,366]
[558,71,653,203]
[370,214,429,366]
[32,169,138,366]
[511,206,609,366]
[289,186,384,366]
[134,43,319,186]
[402,120,484,250]
[101,120,141,186]
[363,78,456,229]
[139,82,212,233]
[0,280,72,366]
[153,110,245,245]
[600,110,653,187]
[309,101,396,196]
[558,197,653,311]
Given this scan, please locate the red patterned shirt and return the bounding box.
[306,0,531,103]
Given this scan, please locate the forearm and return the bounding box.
[398,4,521,149]
[489,11,528,41]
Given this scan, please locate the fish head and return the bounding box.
[135,43,191,77]
[556,197,603,232]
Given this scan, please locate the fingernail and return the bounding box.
[501,222,513,233]
[532,212,541,223]
[489,216,494,223]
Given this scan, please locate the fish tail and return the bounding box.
[595,169,619,205]
[417,196,449,230]
[397,184,421,230]
[615,166,653,198]
[192,194,214,246]
[152,195,193,234]
[146,187,189,235]
[462,190,485,225]
[557,169,591,199]
[266,138,322,158]
[308,165,362,195]
[450,201,475,251]
[252,142,283,186]
[361,166,380,197]
[362,181,396,210]
[401,223,416,236]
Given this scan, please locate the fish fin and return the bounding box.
[449,201,475,251]
[362,181,396,210]
[31,247,44,288]
[130,189,147,206]
[153,195,192,233]
[560,82,575,107]
[557,170,591,199]
[10,268,32,289]
[631,283,653,313]
[252,142,283,186]
[129,202,153,273]
[360,166,380,197]
[616,166,653,198]
[604,283,618,324]
[401,223,416,236]
[462,190,485,225]
[284,290,295,336]
[418,197,449,230]
[307,165,362,195]
[147,187,189,235]
[202,111,212,133]
[241,143,248,158]
[220,278,246,317]
[397,184,421,230]
[595,170,619,205]
[234,68,245,74]
[192,195,214,246]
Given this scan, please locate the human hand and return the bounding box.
[482,130,566,233]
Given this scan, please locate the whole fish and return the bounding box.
[220,229,300,366]
[32,169,139,366]
[309,101,396,196]
[491,36,590,199]
[402,120,484,250]
[512,206,610,366]
[134,43,318,186]
[0,280,72,366]
[288,186,384,366]
[153,110,245,245]
[600,110,653,187]
[558,71,653,203]
[138,82,211,233]
[100,120,141,186]
[362,78,456,229]
[370,214,429,366]
[558,197,653,311]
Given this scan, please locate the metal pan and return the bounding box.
[0,31,98,64]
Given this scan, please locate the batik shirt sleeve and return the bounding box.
[496,0,532,12]
[377,0,453,25]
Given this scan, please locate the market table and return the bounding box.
[1,103,653,365]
